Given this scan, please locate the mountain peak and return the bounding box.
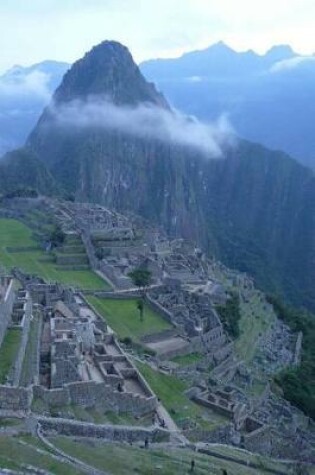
[53,40,168,107]
[210,41,234,52]
[264,45,296,61]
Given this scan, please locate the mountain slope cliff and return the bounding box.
[26,40,315,311]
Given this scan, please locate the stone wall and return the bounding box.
[184,423,236,444]
[243,424,272,456]
[38,415,169,443]
[141,329,179,344]
[0,278,15,347]
[193,394,234,418]
[0,386,32,411]
[81,231,99,270]
[34,380,157,417]
[145,294,176,326]
[9,293,32,386]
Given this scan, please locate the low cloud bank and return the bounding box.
[50,96,235,157]
[0,70,51,100]
[270,55,315,73]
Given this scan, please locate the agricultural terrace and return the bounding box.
[0,219,108,290]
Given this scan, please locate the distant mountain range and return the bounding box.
[141,42,315,168]
[0,60,69,156]
[1,40,313,312]
[2,42,315,169]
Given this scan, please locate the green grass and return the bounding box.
[0,328,21,383]
[87,297,171,341]
[235,293,275,363]
[0,218,108,290]
[51,436,290,475]
[0,418,22,427]
[20,310,41,386]
[0,436,81,474]
[136,361,227,430]
[172,352,202,366]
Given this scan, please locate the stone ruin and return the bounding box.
[0,277,157,419]
[147,285,227,361]
[36,286,157,417]
[0,198,313,465]
[0,275,15,347]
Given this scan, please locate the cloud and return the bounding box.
[270,55,315,72]
[50,97,235,157]
[0,69,51,100]
[186,76,204,83]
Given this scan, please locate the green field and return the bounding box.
[172,352,202,366]
[0,328,21,383]
[136,361,227,431]
[0,436,79,474]
[0,433,299,475]
[51,436,292,475]
[87,296,172,341]
[0,219,108,290]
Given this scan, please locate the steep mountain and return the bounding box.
[141,43,315,168]
[26,40,315,311]
[0,60,69,157]
[0,148,57,196]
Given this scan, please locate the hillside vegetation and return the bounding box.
[268,295,315,419]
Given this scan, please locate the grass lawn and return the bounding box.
[51,436,287,475]
[171,352,202,366]
[0,328,21,383]
[87,296,171,341]
[0,436,80,474]
[0,218,108,290]
[136,361,226,430]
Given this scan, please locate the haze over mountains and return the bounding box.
[0,60,69,156]
[2,41,315,169]
[141,42,315,168]
[1,40,314,313]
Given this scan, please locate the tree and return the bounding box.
[136,299,144,322]
[128,268,152,293]
[128,268,152,322]
[49,224,65,248]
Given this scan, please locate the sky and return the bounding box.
[1,0,315,73]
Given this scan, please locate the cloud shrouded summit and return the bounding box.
[49,96,234,157]
[30,41,234,158]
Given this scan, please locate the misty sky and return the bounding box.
[1,0,314,73]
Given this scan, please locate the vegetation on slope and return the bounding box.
[267,295,315,419]
[0,329,21,383]
[0,148,57,196]
[216,293,241,338]
[0,218,107,290]
[51,435,291,475]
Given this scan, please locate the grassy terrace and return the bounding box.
[136,361,227,431]
[87,296,171,341]
[0,436,80,474]
[235,292,275,363]
[0,218,108,290]
[51,436,293,475]
[0,434,300,475]
[171,352,202,366]
[0,329,21,383]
